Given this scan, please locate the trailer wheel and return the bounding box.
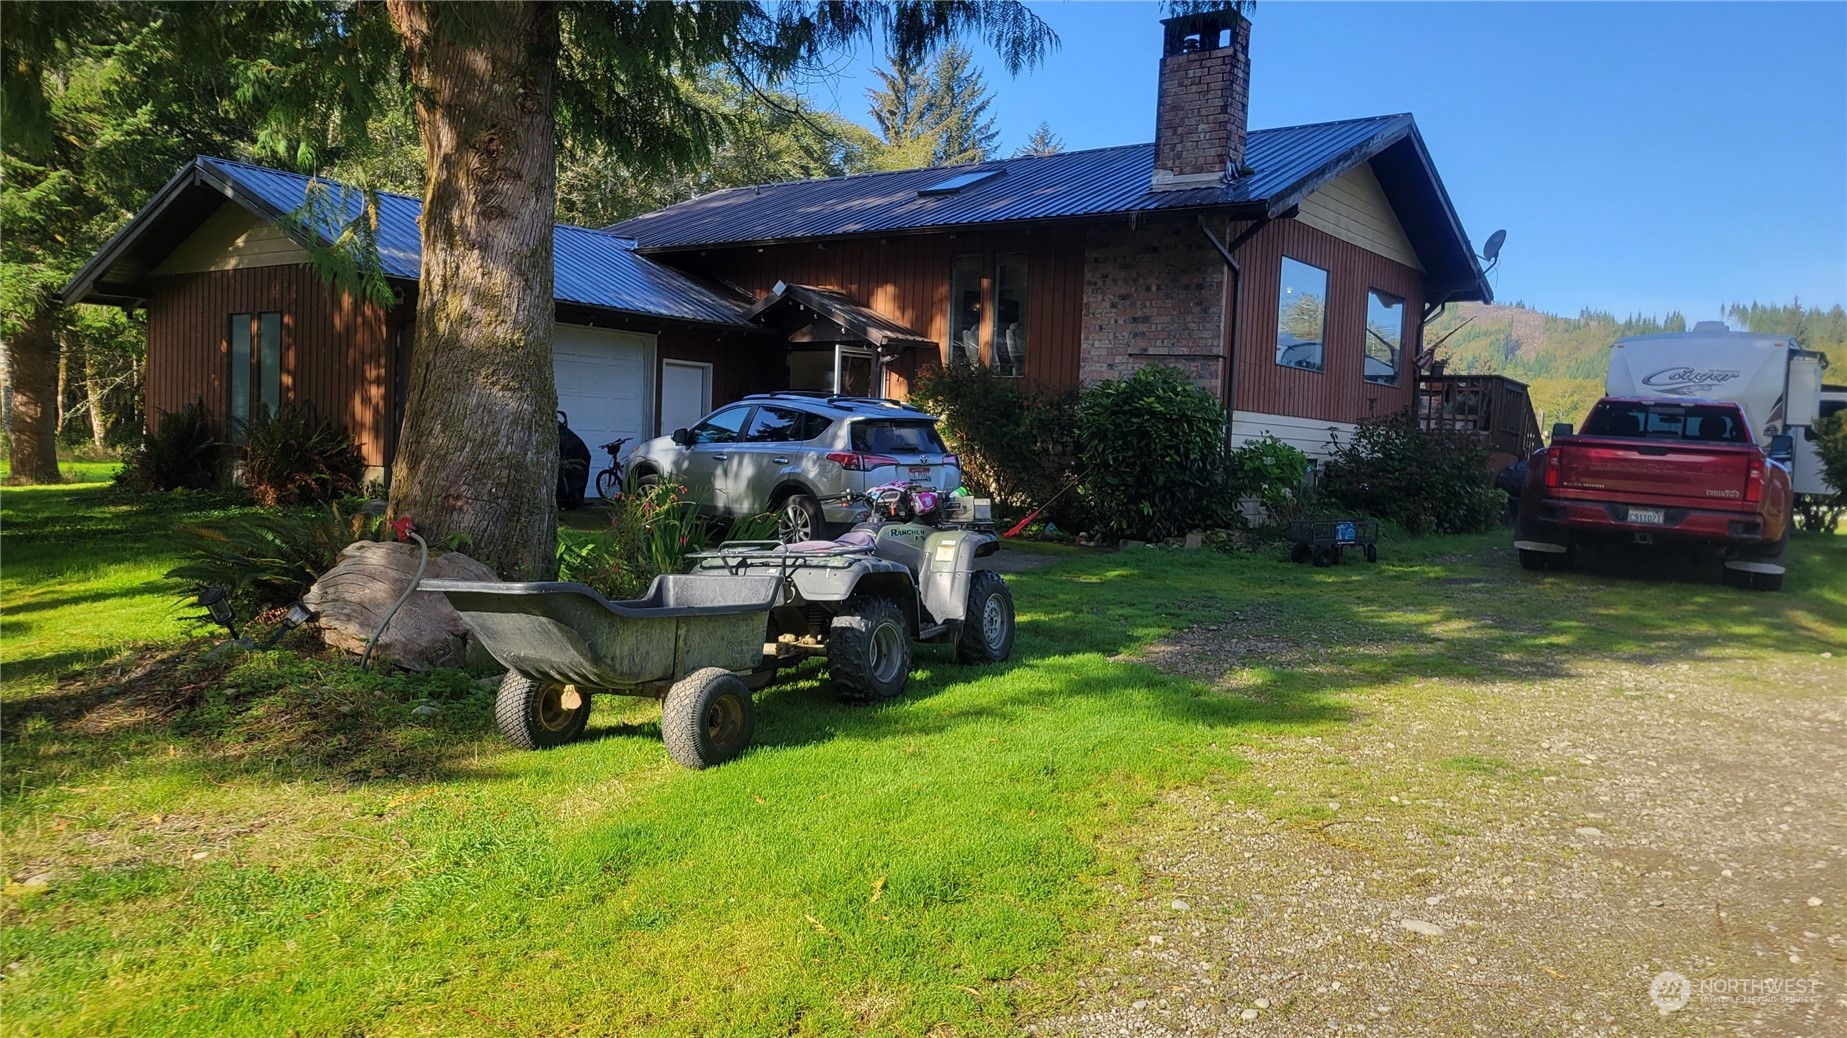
[661,667,755,769]
[1312,545,1334,568]
[1364,543,1378,563]
[1290,543,1311,565]
[496,672,591,750]
[828,596,912,701]
[956,571,1015,664]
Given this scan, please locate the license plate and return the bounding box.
[1628,507,1664,524]
[908,466,933,480]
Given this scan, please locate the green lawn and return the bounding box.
[3,482,1844,1036]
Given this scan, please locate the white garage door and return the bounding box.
[553,325,654,462]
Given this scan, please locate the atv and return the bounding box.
[686,483,1014,701]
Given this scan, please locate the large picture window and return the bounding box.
[948,255,983,366]
[228,311,281,442]
[991,253,1026,378]
[1275,257,1328,372]
[1364,288,1404,385]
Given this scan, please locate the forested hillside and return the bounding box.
[1427,299,1847,430]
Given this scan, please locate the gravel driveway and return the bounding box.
[1036,554,1844,1037]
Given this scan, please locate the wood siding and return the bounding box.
[1295,162,1423,271]
[150,204,311,276]
[664,225,1089,394]
[144,266,394,466]
[1229,217,1425,425]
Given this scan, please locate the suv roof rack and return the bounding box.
[744,392,929,415]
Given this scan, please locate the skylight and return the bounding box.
[917,168,1005,196]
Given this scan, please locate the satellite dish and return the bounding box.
[1480,229,1506,263]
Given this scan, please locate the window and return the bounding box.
[991,253,1027,378]
[1581,402,1747,443]
[948,255,983,366]
[1275,257,1328,372]
[228,311,282,442]
[745,405,831,443]
[1364,288,1404,385]
[851,420,949,455]
[690,405,752,445]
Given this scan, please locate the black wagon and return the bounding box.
[1286,518,1379,567]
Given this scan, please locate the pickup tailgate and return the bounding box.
[1554,439,1755,506]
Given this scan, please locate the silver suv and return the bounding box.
[623,393,963,541]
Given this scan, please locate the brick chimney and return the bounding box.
[1152,10,1252,191]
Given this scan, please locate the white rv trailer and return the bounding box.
[1607,321,1832,495]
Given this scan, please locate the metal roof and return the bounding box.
[743,283,936,350]
[61,157,756,328]
[607,113,1493,304]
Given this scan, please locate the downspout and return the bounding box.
[1199,208,1289,412]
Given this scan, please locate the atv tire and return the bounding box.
[828,596,912,701]
[956,571,1015,664]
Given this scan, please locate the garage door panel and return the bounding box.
[553,325,654,462]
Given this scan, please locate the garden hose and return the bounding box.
[360,530,428,669]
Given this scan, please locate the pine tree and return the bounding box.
[867,52,936,146]
[928,44,998,165]
[1014,122,1063,157]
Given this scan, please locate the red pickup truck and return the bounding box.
[1515,397,1795,590]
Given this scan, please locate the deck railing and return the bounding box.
[1415,373,1542,460]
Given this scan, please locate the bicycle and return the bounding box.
[593,438,630,501]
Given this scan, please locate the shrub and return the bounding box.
[167,500,387,612]
[1318,410,1502,535]
[558,481,777,601]
[1227,434,1311,526]
[907,363,1085,528]
[1075,365,1232,540]
[1797,410,1847,532]
[239,402,366,507]
[117,400,221,492]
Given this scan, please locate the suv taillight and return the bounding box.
[1543,448,1560,488]
[825,451,901,471]
[942,454,959,468]
[1745,452,1765,504]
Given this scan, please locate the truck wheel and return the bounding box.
[1744,528,1789,592]
[1518,548,1549,571]
[661,667,755,769]
[496,672,591,750]
[956,571,1015,664]
[828,596,912,701]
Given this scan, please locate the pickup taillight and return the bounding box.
[1543,448,1560,488]
[825,451,901,471]
[1745,452,1765,504]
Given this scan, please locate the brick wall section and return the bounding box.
[1079,216,1226,395]
[1153,16,1251,180]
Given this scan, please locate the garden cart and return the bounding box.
[1286,518,1379,567]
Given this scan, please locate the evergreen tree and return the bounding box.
[1014,121,1064,157]
[867,52,936,146]
[927,44,998,165]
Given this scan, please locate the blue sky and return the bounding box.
[801,1,1846,322]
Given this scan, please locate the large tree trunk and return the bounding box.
[5,307,64,484]
[383,1,561,579]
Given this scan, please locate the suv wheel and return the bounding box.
[776,493,825,544]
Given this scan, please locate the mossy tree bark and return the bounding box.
[5,308,64,485]
[384,1,561,578]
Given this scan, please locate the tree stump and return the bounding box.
[303,541,496,670]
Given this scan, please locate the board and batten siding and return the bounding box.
[1229,216,1425,426]
[1294,162,1423,271]
[663,224,1089,394]
[149,204,312,276]
[143,266,395,467]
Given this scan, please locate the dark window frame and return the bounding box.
[1275,255,1329,375]
[1363,287,1405,386]
[227,310,282,444]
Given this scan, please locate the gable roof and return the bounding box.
[60,157,756,329]
[608,114,1492,304]
[743,283,936,350]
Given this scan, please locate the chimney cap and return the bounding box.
[1160,8,1249,57]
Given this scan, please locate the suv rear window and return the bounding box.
[851,420,948,455]
[1581,402,1747,443]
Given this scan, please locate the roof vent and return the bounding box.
[1692,321,1729,333]
[918,169,1004,197]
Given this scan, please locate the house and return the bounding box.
[63,9,1493,476]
